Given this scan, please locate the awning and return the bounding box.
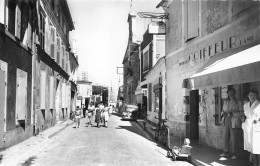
[190,44,260,89]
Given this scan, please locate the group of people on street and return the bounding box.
[73,102,115,129]
[219,87,260,166]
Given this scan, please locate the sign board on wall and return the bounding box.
[148,21,166,35]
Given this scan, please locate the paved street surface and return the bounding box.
[1,114,193,166]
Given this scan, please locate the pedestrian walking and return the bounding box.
[242,90,260,166]
[95,103,102,128]
[87,102,95,126]
[108,105,113,116]
[219,87,243,159]
[75,106,82,128]
[103,105,109,127]
[83,104,87,118]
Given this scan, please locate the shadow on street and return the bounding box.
[115,122,169,153]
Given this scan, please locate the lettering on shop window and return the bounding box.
[179,35,255,66]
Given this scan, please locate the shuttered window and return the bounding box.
[50,26,56,59]
[16,69,27,121]
[184,0,199,42]
[40,70,46,109]
[39,12,45,49]
[143,50,149,71]
[49,76,54,109]
[44,18,50,54]
[15,3,21,39]
[148,83,152,111]
[62,83,66,108]
[56,37,61,64]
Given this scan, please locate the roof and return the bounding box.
[61,0,75,30]
[122,42,139,64]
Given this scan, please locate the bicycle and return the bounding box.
[154,117,170,147]
[143,113,149,130]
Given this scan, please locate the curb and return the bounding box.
[48,121,74,139]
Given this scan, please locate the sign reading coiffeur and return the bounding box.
[179,34,255,66]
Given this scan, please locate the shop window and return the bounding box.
[214,82,259,126]
[16,69,27,122]
[183,0,199,42]
[154,91,159,112]
[148,83,152,111]
[143,50,149,71]
[40,70,46,109]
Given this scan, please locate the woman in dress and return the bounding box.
[242,90,260,166]
[219,87,243,159]
[95,103,102,128]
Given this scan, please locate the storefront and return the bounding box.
[145,57,166,124]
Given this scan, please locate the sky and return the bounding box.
[67,0,162,88]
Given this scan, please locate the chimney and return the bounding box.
[127,13,137,42]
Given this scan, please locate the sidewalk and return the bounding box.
[135,119,252,166]
[0,119,74,165]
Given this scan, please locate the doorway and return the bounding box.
[189,90,199,140]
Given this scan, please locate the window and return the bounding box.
[7,0,21,38]
[214,82,260,125]
[49,0,55,10]
[154,91,159,112]
[16,69,27,122]
[49,76,54,109]
[56,37,61,64]
[39,12,45,49]
[40,70,46,109]
[143,50,149,71]
[148,83,152,111]
[184,0,199,42]
[50,26,56,59]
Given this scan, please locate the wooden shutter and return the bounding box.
[49,76,54,109]
[44,18,50,54]
[16,69,27,121]
[15,4,21,39]
[56,37,61,64]
[27,22,32,48]
[62,83,66,108]
[184,0,199,41]
[40,70,46,109]
[61,46,65,68]
[50,26,56,59]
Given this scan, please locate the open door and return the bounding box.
[190,90,199,139]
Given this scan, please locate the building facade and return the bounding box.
[157,0,260,155]
[0,0,78,150]
[122,13,140,105]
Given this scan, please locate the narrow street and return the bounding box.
[23,114,192,166]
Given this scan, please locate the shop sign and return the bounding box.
[179,34,255,66]
[148,21,166,35]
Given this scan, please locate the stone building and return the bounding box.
[157,0,260,156]
[0,0,78,150]
[122,13,140,105]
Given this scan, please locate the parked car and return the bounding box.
[122,105,138,120]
